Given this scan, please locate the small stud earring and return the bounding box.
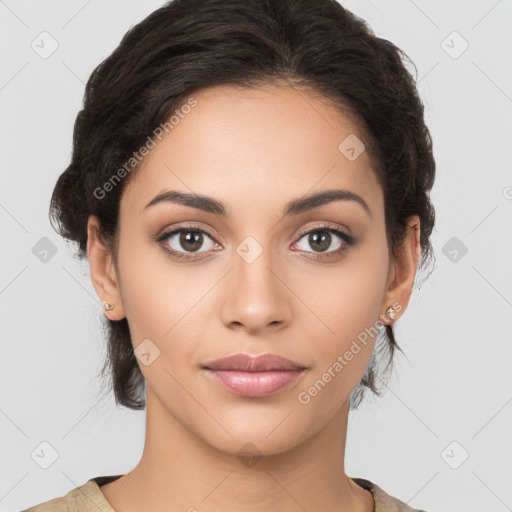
[102,301,114,311]
[385,306,395,320]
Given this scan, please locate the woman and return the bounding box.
[24,0,435,510]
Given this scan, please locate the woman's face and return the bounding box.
[97,83,401,456]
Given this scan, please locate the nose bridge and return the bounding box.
[234,234,281,300]
[222,234,289,331]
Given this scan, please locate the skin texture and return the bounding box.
[87,82,421,512]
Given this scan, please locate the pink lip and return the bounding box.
[204,369,306,397]
[202,353,307,397]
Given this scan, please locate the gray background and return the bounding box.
[1,1,511,511]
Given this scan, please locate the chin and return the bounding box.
[208,432,304,461]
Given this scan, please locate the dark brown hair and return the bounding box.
[49,0,436,410]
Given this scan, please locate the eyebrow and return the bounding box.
[144,189,372,219]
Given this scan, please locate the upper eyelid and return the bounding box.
[295,222,351,238]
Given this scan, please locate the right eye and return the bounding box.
[156,225,222,260]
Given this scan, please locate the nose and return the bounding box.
[219,246,292,335]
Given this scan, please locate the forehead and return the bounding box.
[121,83,383,216]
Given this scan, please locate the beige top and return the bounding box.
[22,475,428,511]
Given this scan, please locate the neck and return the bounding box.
[100,391,373,512]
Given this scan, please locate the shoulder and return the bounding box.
[352,477,429,512]
[21,476,119,512]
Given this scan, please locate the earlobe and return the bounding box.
[380,215,421,325]
[86,215,126,320]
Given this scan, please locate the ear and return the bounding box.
[87,215,126,321]
[379,214,421,325]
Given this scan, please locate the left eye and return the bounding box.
[293,228,351,254]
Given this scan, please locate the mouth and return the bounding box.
[202,353,308,398]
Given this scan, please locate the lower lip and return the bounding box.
[204,369,306,397]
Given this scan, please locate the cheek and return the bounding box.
[294,275,385,416]
[116,233,215,355]
[115,234,175,343]
[293,237,389,392]
[299,238,388,343]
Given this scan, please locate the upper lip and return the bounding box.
[203,353,307,372]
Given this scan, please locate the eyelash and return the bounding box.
[155,223,356,262]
